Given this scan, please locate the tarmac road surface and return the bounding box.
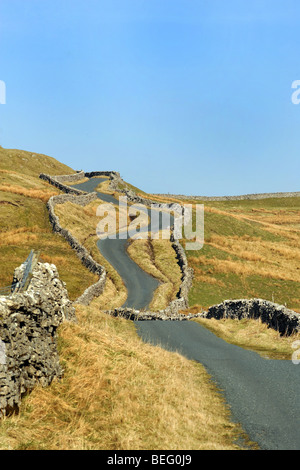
[72,177,300,450]
[72,177,160,309]
[135,320,300,450]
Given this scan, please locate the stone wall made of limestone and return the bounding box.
[84,171,123,192]
[0,262,76,416]
[40,172,86,195]
[107,173,300,324]
[200,299,300,335]
[105,307,197,321]
[53,170,86,183]
[155,191,300,202]
[85,171,120,179]
[46,192,107,306]
[41,171,194,315]
[38,171,300,331]
[108,172,194,315]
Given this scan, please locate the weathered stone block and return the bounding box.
[0,261,76,416]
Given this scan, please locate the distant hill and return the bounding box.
[0,146,299,451]
[1,145,299,313]
[0,146,98,299]
[0,146,74,177]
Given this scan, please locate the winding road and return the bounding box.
[72,176,300,450]
[72,177,161,309]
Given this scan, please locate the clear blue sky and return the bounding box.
[1,0,300,196]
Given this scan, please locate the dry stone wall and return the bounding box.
[39,171,300,332]
[52,170,85,183]
[106,308,197,321]
[199,299,300,335]
[106,173,195,315]
[0,262,76,416]
[84,171,123,192]
[40,172,86,195]
[40,170,300,331]
[156,191,300,202]
[108,172,194,316]
[40,172,110,305]
[46,192,107,306]
[40,171,194,315]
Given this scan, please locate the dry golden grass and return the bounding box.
[0,169,18,175]
[191,254,300,284]
[193,317,300,360]
[127,238,182,310]
[39,253,70,267]
[63,177,89,186]
[0,188,99,300]
[54,200,181,310]
[55,201,99,241]
[54,200,128,303]
[0,307,251,450]
[0,184,58,202]
[55,200,132,240]
[246,208,300,226]
[0,227,48,247]
[94,178,112,194]
[196,233,300,284]
[0,147,74,177]
[202,205,300,242]
[0,150,298,450]
[192,266,226,287]
[147,194,186,205]
[86,277,127,311]
[177,195,300,310]
[1,169,55,190]
[205,203,300,235]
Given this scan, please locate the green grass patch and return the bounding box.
[179,196,300,311]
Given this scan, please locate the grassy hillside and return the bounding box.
[193,316,300,360]
[54,196,128,309]
[0,146,74,177]
[0,306,251,450]
[185,197,300,312]
[53,186,182,311]
[1,149,299,450]
[0,156,253,450]
[0,150,259,450]
[146,192,300,312]
[0,147,98,299]
[127,237,182,311]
